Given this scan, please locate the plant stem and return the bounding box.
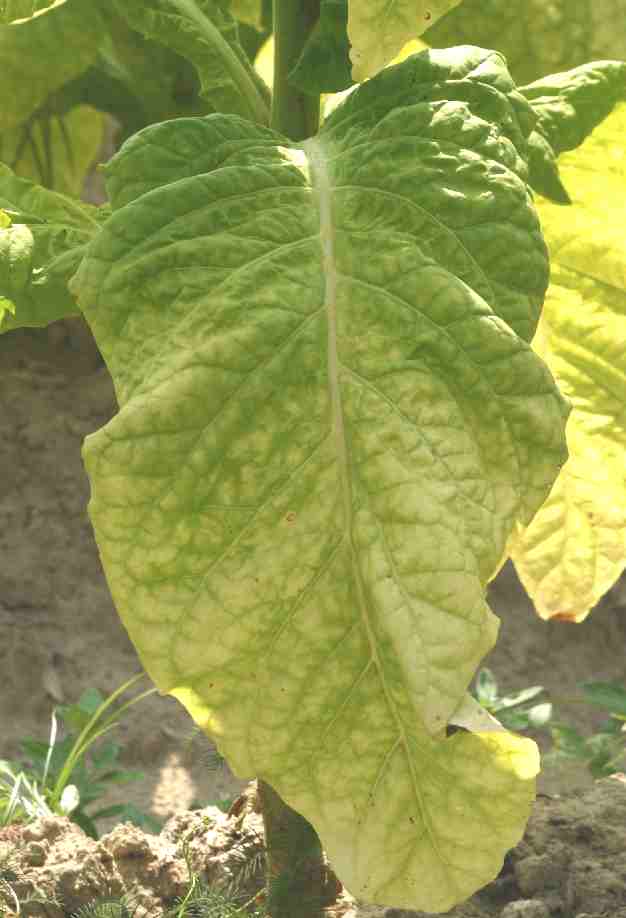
[271,0,321,140]
[257,779,344,918]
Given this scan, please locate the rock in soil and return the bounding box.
[1,776,626,917]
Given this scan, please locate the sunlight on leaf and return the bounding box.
[348,0,463,81]
[511,104,626,621]
[254,32,273,88]
[0,0,103,133]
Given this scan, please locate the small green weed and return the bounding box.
[472,668,552,731]
[0,673,161,838]
[0,845,23,915]
[544,680,626,778]
[473,670,626,779]
[71,893,144,918]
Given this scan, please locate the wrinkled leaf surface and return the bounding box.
[74,48,568,910]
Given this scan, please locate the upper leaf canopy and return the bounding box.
[424,0,626,86]
[111,0,270,125]
[348,0,464,81]
[0,0,104,134]
[520,60,626,204]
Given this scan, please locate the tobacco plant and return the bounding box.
[1,1,626,914]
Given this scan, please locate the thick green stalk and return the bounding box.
[254,9,330,917]
[257,779,345,918]
[271,0,321,140]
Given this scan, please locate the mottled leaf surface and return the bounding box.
[511,105,626,621]
[75,48,567,911]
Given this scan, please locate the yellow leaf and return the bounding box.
[511,104,626,621]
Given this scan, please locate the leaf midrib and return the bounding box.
[302,135,440,866]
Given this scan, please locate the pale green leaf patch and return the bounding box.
[74,47,565,910]
[348,0,463,81]
[0,220,33,299]
[423,0,626,86]
[2,105,105,197]
[228,0,262,29]
[0,164,103,332]
[0,0,104,133]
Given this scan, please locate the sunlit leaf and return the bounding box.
[348,0,463,81]
[511,104,626,621]
[73,48,566,910]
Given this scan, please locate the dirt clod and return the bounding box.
[499,900,549,918]
[1,777,626,918]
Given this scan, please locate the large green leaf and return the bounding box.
[0,164,103,332]
[0,0,104,134]
[112,0,270,125]
[425,0,626,85]
[74,47,567,911]
[510,104,626,621]
[348,0,463,80]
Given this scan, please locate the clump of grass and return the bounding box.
[0,844,23,914]
[473,669,626,779]
[0,673,161,839]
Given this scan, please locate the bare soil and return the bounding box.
[2,777,626,917]
[2,316,626,916]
